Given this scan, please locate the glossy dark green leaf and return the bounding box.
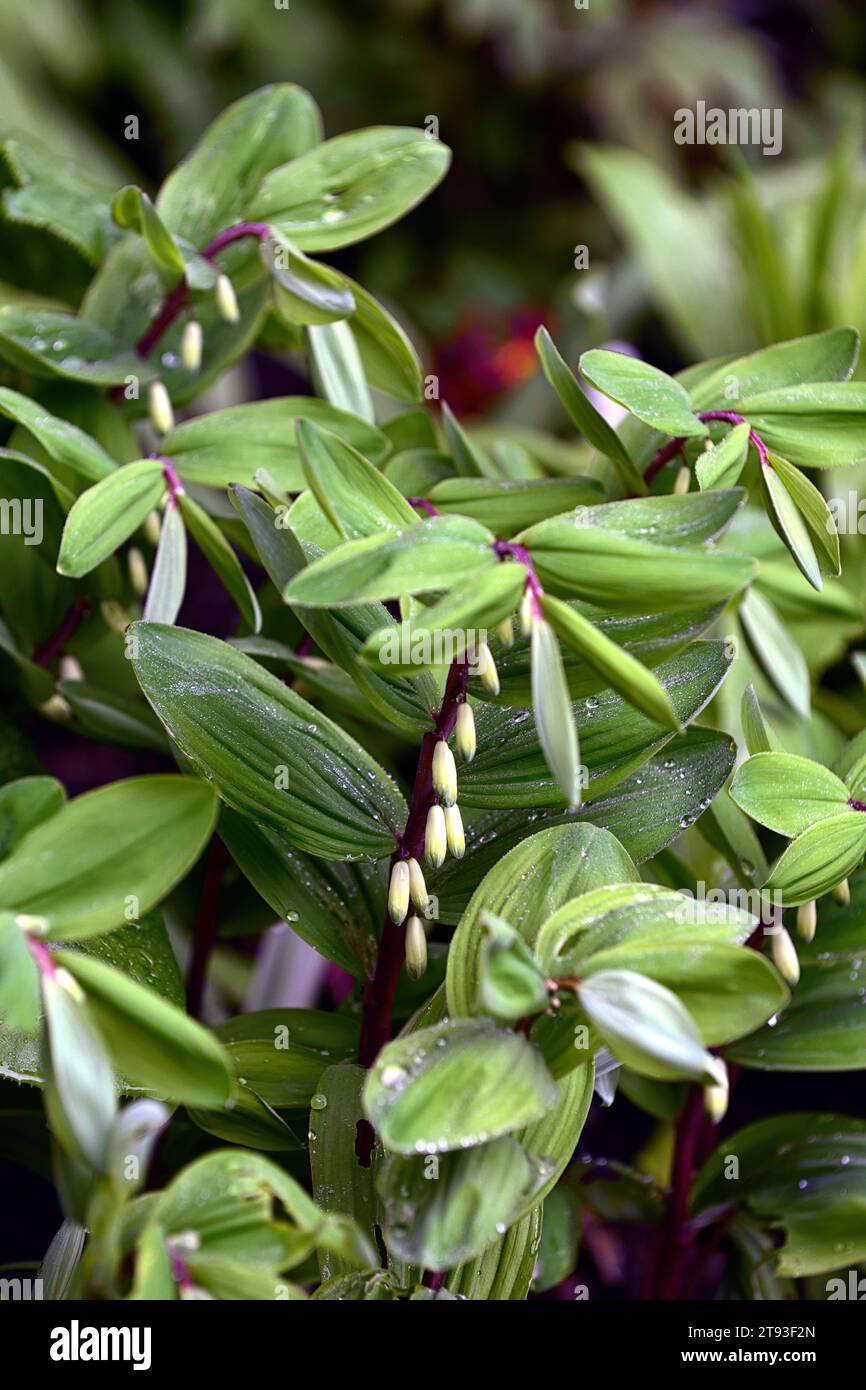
[0,776,65,861]
[0,387,114,482]
[764,813,866,906]
[131,623,406,860]
[57,680,168,753]
[57,459,165,577]
[309,1064,378,1283]
[730,752,850,837]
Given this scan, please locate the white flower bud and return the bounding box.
[432,738,457,807]
[387,860,410,925]
[796,900,817,944]
[424,804,447,869]
[495,616,514,648]
[181,319,203,371]
[128,546,149,596]
[673,464,691,495]
[58,655,84,682]
[54,967,85,1002]
[16,914,49,936]
[444,803,465,860]
[215,273,240,323]
[404,914,428,981]
[408,857,428,913]
[704,1065,729,1124]
[455,702,476,763]
[144,510,162,546]
[519,589,535,637]
[831,878,851,907]
[475,641,500,696]
[771,925,800,987]
[37,694,71,723]
[148,380,174,435]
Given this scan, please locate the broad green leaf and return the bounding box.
[283,514,496,608]
[142,500,186,626]
[377,1138,539,1269]
[42,971,116,1171]
[178,494,261,631]
[249,127,450,251]
[761,457,821,591]
[219,809,379,977]
[428,475,604,536]
[690,327,860,410]
[112,185,185,276]
[738,586,810,718]
[764,812,866,906]
[335,272,423,403]
[446,1204,542,1301]
[477,914,550,1022]
[578,970,725,1085]
[527,488,744,547]
[0,776,65,860]
[57,459,165,577]
[309,1064,378,1283]
[730,752,850,837]
[0,387,114,482]
[0,307,155,386]
[579,349,707,440]
[695,422,750,491]
[531,617,581,806]
[130,623,406,859]
[0,132,118,265]
[0,775,218,940]
[297,418,417,540]
[693,1114,866,1277]
[57,681,167,753]
[306,320,373,424]
[55,950,232,1108]
[740,382,866,468]
[0,914,40,1032]
[157,84,323,245]
[363,1018,558,1155]
[765,450,840,578]
[533,1188,579,1293]
[541,593,679,732]
[535,328,645,494]
[262,234,356,326]
[163,398,389,490]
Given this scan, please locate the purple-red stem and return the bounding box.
[33,598,90,668]
[494,539,544,618]
[651,1084,707,1299]
[643,410,768,487]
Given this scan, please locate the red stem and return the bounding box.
[651,1084,706,1299]
[643,410,769,486]
[33,598,90,668]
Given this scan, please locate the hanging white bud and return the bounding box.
[37,694,71,723]
[54,967,85,1002]
[387,860,410,925]
[181,319,203,371]
[832,878,851,907]
[144,510,162,546]
[16,914,49,936]
[476,642,500,697]
[215,273,240,323]
[128,546,149,596]
[148,380,174,435]
[673,464,691,495]
[771,925,800,987]
[432,738,457,807]
[495,616,514,649]
[444,803,465,860]
[408,857,428,913]
[404,915,428,981]
[58,655,84,683]
[704,1065,729,1124]
[424,804,447,869]
[796,900,817,944]
[100,599,129,634]
[519,589,535,637]
[455,702,476,763]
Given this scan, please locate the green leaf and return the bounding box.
[42,970,117,1171]
[262,234,356,326]
[297,418,418,540]
[740,683,780,755]
[477,914,550,1022]
[57,459,165,577]
[441,403,491,477]
[578,970,725,1085]
[0,915,40,1032]
[377,1137,540,1269]
[740,382,866,468]
[283,514,496,608]
[763,450,840,581]
[249,127,450,251]
[738,587,810,719]
[178,494,261,631]
[112,185,186,277]
[55,950,232,1108]
[541,593,679,733]
[0,307,155,386]
[142,500,186,626]
[579,349,707,440]
[695,422,750,491]
[428,476,604,536]
[0,387,114,482]
[0,776,218,940]
[764,813,866,906]
[0,132,119,265]
[363,1018,558,1155]
[728,875,866,1070]
[58,681,168,753]
[761,457,821,591]
[531,617,581,807]
[690,327,860,410]
[535,328,646,494]
[0,776,65,861]
[309,1063,378,1282]
[157,84,323,245]
[730,752,851,837]
[130,623,406,860]
[334,273,423,403]
[306,320,373,424]
[163,398,389,490]
[446,1204,542,1300]
[692,1114,866,1277]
